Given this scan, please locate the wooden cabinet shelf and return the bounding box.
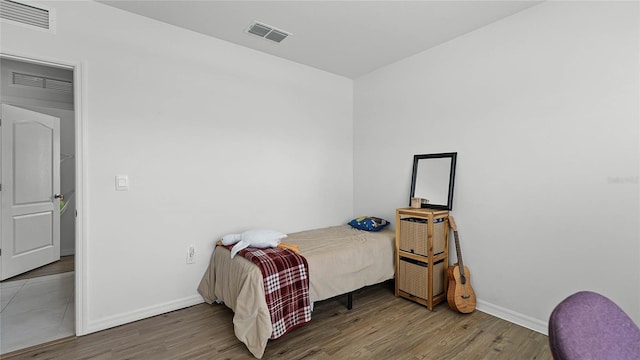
[395,208,449,310]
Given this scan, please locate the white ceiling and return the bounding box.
[98,1,543,79]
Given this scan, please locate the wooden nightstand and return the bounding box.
[395,208,449,310]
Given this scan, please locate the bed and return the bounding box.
[197,224,395,358]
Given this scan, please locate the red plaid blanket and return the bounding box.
[233,246,312,339]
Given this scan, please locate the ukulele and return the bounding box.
[447,216,476,313]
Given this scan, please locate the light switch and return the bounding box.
[115,175,129,191]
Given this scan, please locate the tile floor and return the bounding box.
[0,272,75,354]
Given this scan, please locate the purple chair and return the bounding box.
[548,291,640,360]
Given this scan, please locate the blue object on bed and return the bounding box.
[348,216,390,232]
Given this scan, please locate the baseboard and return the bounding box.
[477,299,548,335]
[60,248,75,257]
[83,295,546,338]
[85,295,204,334]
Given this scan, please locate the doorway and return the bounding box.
[0,56,80,354]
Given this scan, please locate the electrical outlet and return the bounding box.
[187,245,195,264]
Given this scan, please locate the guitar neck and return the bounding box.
[453,231,465,272]
[450,216,467,283]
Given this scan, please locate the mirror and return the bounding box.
[410,152,457,210]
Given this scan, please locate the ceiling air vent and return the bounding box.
[0,0,51,30]
[246,21,291,43]
[13,72,72,93]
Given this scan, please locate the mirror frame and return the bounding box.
[409,152,457,210]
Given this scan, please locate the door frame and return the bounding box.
[0,51,87,336]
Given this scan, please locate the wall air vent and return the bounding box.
[245,21,291,43]
[13,72,72,93]
[0,0,52,31]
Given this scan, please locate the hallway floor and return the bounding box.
[0,272,75,354]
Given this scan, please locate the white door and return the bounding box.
[0,104,60,281]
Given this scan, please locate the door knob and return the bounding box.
[54,194,64,201]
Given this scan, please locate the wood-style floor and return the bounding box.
[4,281,551,360]
[1,255,74,282]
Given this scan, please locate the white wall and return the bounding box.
[355,1,639,332]
[1,0,353,334]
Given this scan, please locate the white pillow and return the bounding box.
[241,229,287,247]
[221,233,242,246]
[229,229,287,258]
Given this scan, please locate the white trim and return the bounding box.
[60,248,74,257]
[86,296,204,334]
[73,60,88,336]
[0,53,72,70]
[477,299,548,335]
[0,51,86,335]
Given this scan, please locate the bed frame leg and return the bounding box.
[347,292,353,310]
